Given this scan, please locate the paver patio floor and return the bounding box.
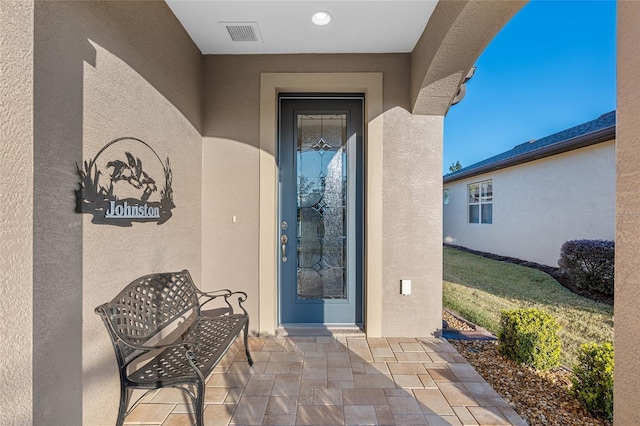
[124,335,526,425]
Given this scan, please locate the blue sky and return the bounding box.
[443,0,616,174]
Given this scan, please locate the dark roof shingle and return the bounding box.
[444,111,616,182]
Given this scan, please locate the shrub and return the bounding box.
[559,240,614,294]
[571,342,614,419]
[498,308,561,371]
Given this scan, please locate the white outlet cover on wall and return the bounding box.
[401,279,412,295]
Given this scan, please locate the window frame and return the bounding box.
[467,179,493,224]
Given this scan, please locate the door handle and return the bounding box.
[281,234,288,263]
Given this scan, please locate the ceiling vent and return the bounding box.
[220,22,262,42]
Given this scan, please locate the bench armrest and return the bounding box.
[197,289,249,316]
[197,288,233,297]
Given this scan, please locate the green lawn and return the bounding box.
[443,246,614,367]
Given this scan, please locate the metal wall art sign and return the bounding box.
[75,137,174,226]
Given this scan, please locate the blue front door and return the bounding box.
[278,96,364,325]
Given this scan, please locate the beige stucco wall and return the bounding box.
[32,2,203,424]
[443,141,616,267]
[202,55,444,336]
[1,1,526,423]
[382,111,444,336]
[1,1,34,423]
[616,2,640,423]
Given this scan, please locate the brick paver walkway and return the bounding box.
[125,335,526,425]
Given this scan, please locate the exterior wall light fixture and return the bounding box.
[312,11,332,26]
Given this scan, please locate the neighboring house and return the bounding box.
[443,111,616,267]
[3,1,639,425]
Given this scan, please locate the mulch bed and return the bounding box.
[443,312,611,425]
[449,339,611,426]
[444,244,613,306]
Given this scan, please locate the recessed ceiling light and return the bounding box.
[312,11,332,26]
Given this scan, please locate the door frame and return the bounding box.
[258,73,384,335]
[277,95,364,326]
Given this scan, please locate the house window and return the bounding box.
[468,180,492,224]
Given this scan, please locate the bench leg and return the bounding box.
[194,381,205,426]
[244,321,254,366]
[116,385,132,426]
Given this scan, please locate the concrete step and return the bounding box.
[276,324,365,337]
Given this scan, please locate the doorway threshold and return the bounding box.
[277,323,365,337]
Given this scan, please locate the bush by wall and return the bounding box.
[559,240,614,295]
[571,342,614,420]
[498,308,561,371]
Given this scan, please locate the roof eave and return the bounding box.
[443,125,616,184]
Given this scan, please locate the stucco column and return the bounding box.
[381,109,443,337]
[1,1,34,424]
[33,1,85,423]
[615,2,640,422]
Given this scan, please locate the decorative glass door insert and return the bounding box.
[296,113,347,300]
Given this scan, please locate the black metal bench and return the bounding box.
[95,269,253,426]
